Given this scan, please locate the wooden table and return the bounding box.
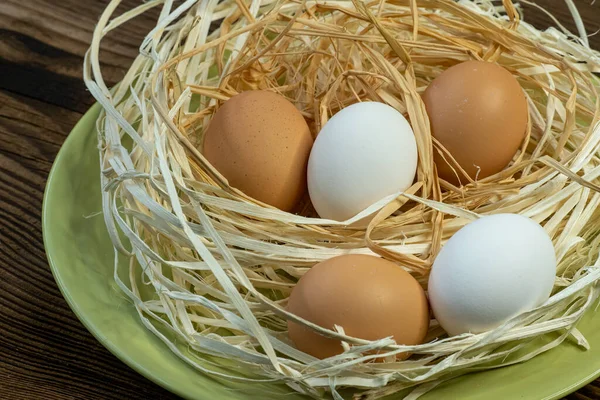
[1,1,599,399]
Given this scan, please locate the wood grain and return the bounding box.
[0,1,599,399]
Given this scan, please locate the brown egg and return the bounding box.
[287,254,429,359]
[423,60,528,184]
[203,91,313,211]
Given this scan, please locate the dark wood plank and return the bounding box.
[0,0,161,112]
[0,0,599,399]
[0,91,180,399]
[0,0,179,398]
[521,0,600,46]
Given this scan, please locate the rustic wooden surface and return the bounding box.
[1,0,599,399]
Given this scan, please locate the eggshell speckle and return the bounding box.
[287,254,429,359]
[203,91,313,212]
[423,61,528,184]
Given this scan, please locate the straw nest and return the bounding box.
[84,0,600,398]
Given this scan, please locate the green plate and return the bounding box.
[43,104,600,400]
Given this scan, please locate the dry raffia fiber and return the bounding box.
[84,0,600,398]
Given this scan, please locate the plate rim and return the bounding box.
[42,103,600,400]
[42,103,196,400]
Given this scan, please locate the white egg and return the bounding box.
[428,214,556,336]
[307,102,418,221]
